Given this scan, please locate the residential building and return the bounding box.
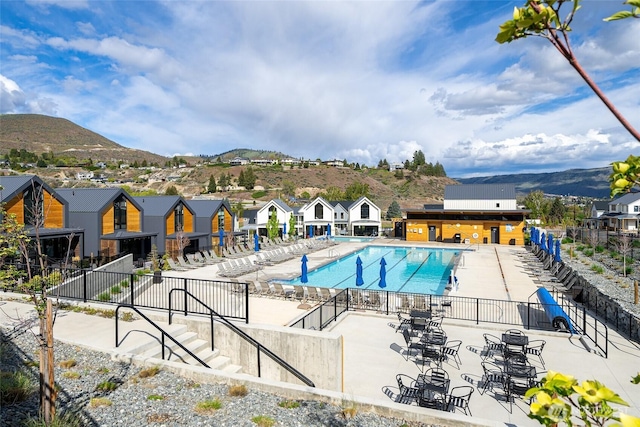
[330,198,382,236]
[298,197,334,237]
[403,184,528,245]
[256,199,294,238]
[599,193,640,232]
[1,175,83,262]
[133,196,208,256]
[56,187,153,261]
[586,200,611,229]
[185,199,235,250]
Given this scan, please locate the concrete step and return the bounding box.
[116,323,189,355]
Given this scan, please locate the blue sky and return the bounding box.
[1,0,639,178]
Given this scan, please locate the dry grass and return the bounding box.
[194,398,222,414]
[59,359,76,369]
[138,366,160,378]
[89,397,112,407]
[228,384,248,397]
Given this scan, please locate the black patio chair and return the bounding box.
[441,339,462,369]
[482,333,504,361]
[525,340,546,368]
[480,361,506,396]
[402,328,425,360]
[396,374,420,404]
[397,311,411,333]
[446,385,474,416]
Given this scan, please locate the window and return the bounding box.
[334,212,337,219]
[23,184,44,226]
[113,195,127,230]
[314,203,323,219]
[341,212,344,219]
[635,206,639,213]
[496,203,500,208]
[361,203,370,219]
[174,204,184,232]
[218,208,225,230]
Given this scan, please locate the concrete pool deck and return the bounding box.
[2,238,639,426]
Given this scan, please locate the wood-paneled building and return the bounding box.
[403,184,528,246]
[1,175,83,261]
[56,188,156,261]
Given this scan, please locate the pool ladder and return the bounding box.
[328,249,340,258]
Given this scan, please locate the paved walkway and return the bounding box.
[2,239,639,426]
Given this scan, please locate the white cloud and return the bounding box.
[0,74,26,113]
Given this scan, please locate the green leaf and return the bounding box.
[604,11,635,21]
[625,0,640,8]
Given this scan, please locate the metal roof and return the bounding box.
[1,175,64,205]
[133,195,188,217]
[55,188,132,213]
[444,184,516,200]
[610,192,640,205]
[185,199,227,218]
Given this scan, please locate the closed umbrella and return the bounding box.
[327,223,331,237]
[301,254,308,283]
[540,232,546,252]
[283,222,287,239]
[254,232,260,252]
[219,228,224,247]
[555,239,562,262]
[355,256,364,286]
[548,233,553,255]
[379,257,387,289]
[309,225,314,238]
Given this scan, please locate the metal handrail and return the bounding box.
[115,304,210,368]
[168,288,315,388]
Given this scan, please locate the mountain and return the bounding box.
[0,114,169,165]
[456,167,612,199]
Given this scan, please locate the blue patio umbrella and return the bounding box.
[327,223,331,237]
[219,228,224,247]
[301,254,308,283]
[547,233,554,255]
[283,222,287,237]
[355,256,364,286]
[379,257,387,289]
[254,232,260,252]
[531,227,538,245]
[555,239,562,262]
[309,225,314,238]
[540,232,546,251]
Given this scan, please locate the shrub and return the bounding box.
[595,245,605,253]
[0,371,35,404]
[147,394,164,401]
[120,312,134,322]
[195,398,222,414]
[251,415,276,427]
[251,190,267,199]
[138,366,160,378]
[96,381,118,392]
[110,285,122,294]
[120,279,129,287]
[89,397,112,407]
[591,265,604,274]
[228,384,248,397]
[59,359,77,369]
[583,249,594,257]
[96,367,110,374]
[278,399,300,409]
[97,292,111,302]
[23,411,85,427]
[62,371,81,380]
[625,266,634,275]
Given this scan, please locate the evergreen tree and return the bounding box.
[165,185,179,196]
[386,201,402,219]
[207,175,217,193]
[267,210,279,240]
[288,213,297,238]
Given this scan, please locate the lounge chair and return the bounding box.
[271,282,294,298]
[177,256,198,269]
[306,286,320,301]
[166,257,188,271]
[319,287,332,301]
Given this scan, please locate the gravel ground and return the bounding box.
[1,327,435,427]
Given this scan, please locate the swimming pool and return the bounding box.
[280,245,459,294]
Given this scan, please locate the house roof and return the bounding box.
[185,199,230,218]
[133,196,192,217]
[592,200,610,210]
[444,184,516,200]
[1,175,64,205]
[242,208,258,225]
[258,199,292,214]
[56,188,141,213]
[610,192,640,206]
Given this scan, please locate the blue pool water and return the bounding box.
[280,245,459,294]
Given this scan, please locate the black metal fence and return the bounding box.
[35,268,249,322]
[290,287,610,357]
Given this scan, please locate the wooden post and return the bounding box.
[634,280,638,305]
[44,299,56,422]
